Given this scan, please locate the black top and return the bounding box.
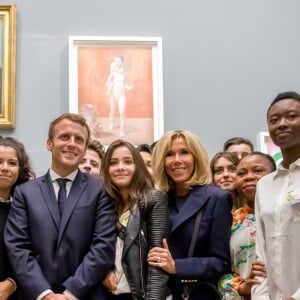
[0,201,12,280]
[0,202,17,299]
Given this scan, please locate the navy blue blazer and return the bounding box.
[168,185,232,300]
[4,170,117,300]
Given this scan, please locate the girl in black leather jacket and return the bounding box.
[101,140,169,300]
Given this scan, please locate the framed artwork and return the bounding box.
[0,5,16,129]
[257,131,282,164]
[69,36,164,145]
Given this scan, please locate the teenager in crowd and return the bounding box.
[223,137,254,159]
[210,151,242,209]
[101,140,169,300]
[219,152,275,299]
[0,137,35,299]
[253,91,300,300]
[79,138,105,176]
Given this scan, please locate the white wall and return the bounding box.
[1,0,300,175]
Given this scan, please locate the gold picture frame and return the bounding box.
[0,5,16,129]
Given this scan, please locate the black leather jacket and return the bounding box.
[121,189,169,300]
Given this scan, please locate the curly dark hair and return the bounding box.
[0,136,35,194]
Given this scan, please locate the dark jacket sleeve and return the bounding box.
[146,189,169,300]
[4,184,54,298]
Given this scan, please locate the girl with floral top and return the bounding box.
[218,152,276,299]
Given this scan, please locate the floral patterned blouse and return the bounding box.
[218,204,256,299]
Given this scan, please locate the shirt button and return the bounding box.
[57,248,65,255]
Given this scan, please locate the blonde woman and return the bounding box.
[148,130,232,300]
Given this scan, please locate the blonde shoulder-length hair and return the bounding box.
[152,130,212,193]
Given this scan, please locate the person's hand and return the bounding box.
[147,239,176,274]
[0,279,15,300]
[237,278,261,296]
[238,260,267,296]
[284,297,295,300]
[249,260,267,279]
[42,293,69,300]
[102,271,118,291]
[237,260,267,297]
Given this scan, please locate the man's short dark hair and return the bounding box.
[267,91,300,116]
[136,143,152,154]
[48,113,91,144]
[87,139,105,159]
[223,137,254,152]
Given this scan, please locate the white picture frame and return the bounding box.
[257,131,282,164]
[69,36,164,146]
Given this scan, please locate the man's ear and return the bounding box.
[47,139,53,151]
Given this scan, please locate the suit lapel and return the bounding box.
[170,185,209,234]
[58,171,87,244]
[40,172,60,230]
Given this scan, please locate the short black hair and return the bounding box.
[136,143,152,154]
[267,91,300,116]
[239,151,276,172]
[223,137,254,152]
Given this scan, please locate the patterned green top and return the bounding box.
[218,205,256,299]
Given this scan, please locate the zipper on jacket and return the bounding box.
[139,233,146,298]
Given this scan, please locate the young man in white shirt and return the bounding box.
[253,91,300,300]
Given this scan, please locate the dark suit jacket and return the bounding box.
[4,170,116,300]
[168,185,232,300]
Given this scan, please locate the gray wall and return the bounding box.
[1,0,300,175]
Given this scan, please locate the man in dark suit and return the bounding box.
[4,113,116,300]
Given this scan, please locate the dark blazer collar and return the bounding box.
[170,185,209,233]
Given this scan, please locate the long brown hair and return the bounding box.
[101,140,154,215]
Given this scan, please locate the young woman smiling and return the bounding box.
[0,137,34,299]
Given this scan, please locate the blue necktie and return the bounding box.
[56,178,68,216]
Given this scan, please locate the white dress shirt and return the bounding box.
[252,158,300,300]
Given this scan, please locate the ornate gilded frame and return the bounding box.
[0,5,16,129]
